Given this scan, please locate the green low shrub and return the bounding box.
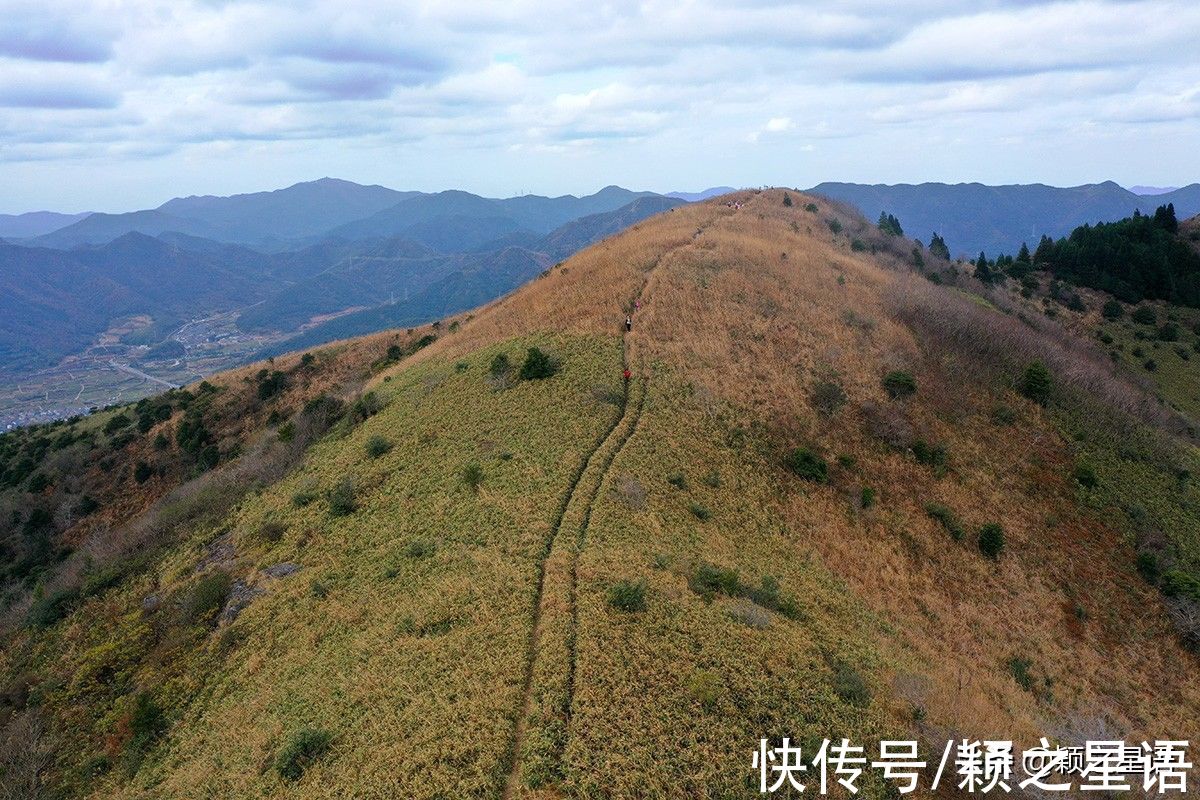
[133,461,153,484]
[275,727,333,781]
[26,587,80,628]
[746,575,801,619]
[349,391,383,423]
[365,435,392,458]
[1007,655,1034,691]
[607,580,647,613]
[810,380,847,415]
[404,540,435,560]
[911,440,949,475]
[882,370,917,399]
[784,448,828,483]
[1073,462,1099,489]
[1162,569,1200,601]
[991,404,1017,426]
[327,478,357,516]
[860,487,876,509]
[489,353,510,377]
[1019,361,1052,405]
[1132,306,1157,325]
[832,661,871,708]
[1136,551,1160,584]
[925,502,964,541]
[519,347,558,380]
[123,693,168,772]
[183,571,232,624]
[690,563,741,599]
[462,462,484,491]
[978,523,1005,559]
[257,520,287,544]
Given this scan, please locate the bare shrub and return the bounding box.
[591,384,624,406]
[888,274,1184,434]
[726,598,771,629]
[615,475,646,509]
[0,709,53,800]
[810,380,847,416]
[860,401,914,449]
[1167,598,1200,649]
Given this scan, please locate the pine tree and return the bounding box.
[974,252,993,283]
[1033,234,1054,265]
[1016,242,1031,263]
[1154,203,1178,234]
[929,233,950,260]
[876,212,903,237]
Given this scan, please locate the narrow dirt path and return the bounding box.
[500,312,641,800]
[500,210,729,799]
[561,369,647,730]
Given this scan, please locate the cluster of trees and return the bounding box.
[928,233,950,261]
[979,204,1200,306]
[877,212,904,237]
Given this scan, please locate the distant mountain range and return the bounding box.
[7,175,1200,397]
[20,179,663,251]
[0,181,684,378]
[0,211,90,239]
[253,195,686,358]
[666,187,737,202]
[809,181,1200,257]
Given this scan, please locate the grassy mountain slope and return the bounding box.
[2,192,1198,798]
[539,195,685,259]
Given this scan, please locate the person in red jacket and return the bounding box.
[623,368,632,383]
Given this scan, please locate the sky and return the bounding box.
[1,0,1198,213]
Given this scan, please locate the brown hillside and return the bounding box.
[3,190,1198,799]
[407,189,1200,745]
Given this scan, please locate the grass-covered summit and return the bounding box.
[2,191,1198,799]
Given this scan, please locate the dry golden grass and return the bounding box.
[493,189,1200,787]
[589,190,1200,746]
[8,190,1200,800]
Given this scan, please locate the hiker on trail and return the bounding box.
[625,316,632,332]
[635,299,641,311]
[623,368,632,383]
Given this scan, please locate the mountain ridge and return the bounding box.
[25,181,673,250]
[3,190,1197,797]
[810,180,1200,256]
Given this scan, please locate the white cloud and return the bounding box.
[0,0,1198,210]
